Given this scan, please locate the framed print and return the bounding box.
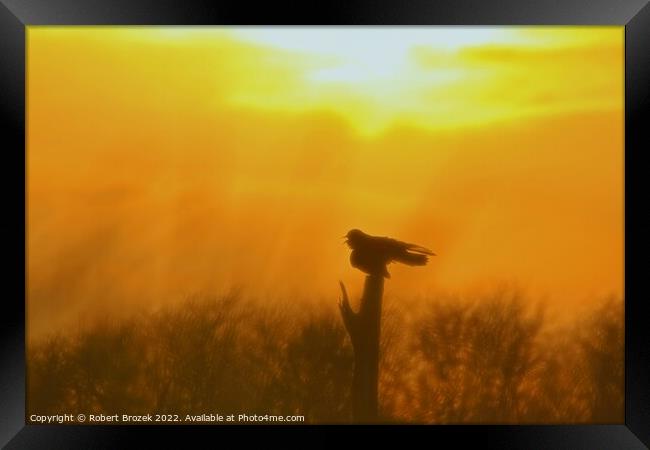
[1,0,649,448]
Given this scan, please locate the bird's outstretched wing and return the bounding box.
[380,235,435,256]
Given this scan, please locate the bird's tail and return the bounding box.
[394,251,428,266]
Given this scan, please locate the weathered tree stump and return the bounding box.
[338,274,384,422]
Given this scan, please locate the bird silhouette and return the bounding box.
[344,229,435,278]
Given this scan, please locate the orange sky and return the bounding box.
[27,27,623,338]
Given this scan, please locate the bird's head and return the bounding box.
[343,229,365,247]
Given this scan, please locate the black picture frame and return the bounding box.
[1,1,648,448]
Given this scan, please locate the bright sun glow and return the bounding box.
[233,28,517,81]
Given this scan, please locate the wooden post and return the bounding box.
[338,274,384,422]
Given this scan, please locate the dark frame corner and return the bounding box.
[1,0,648,448]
